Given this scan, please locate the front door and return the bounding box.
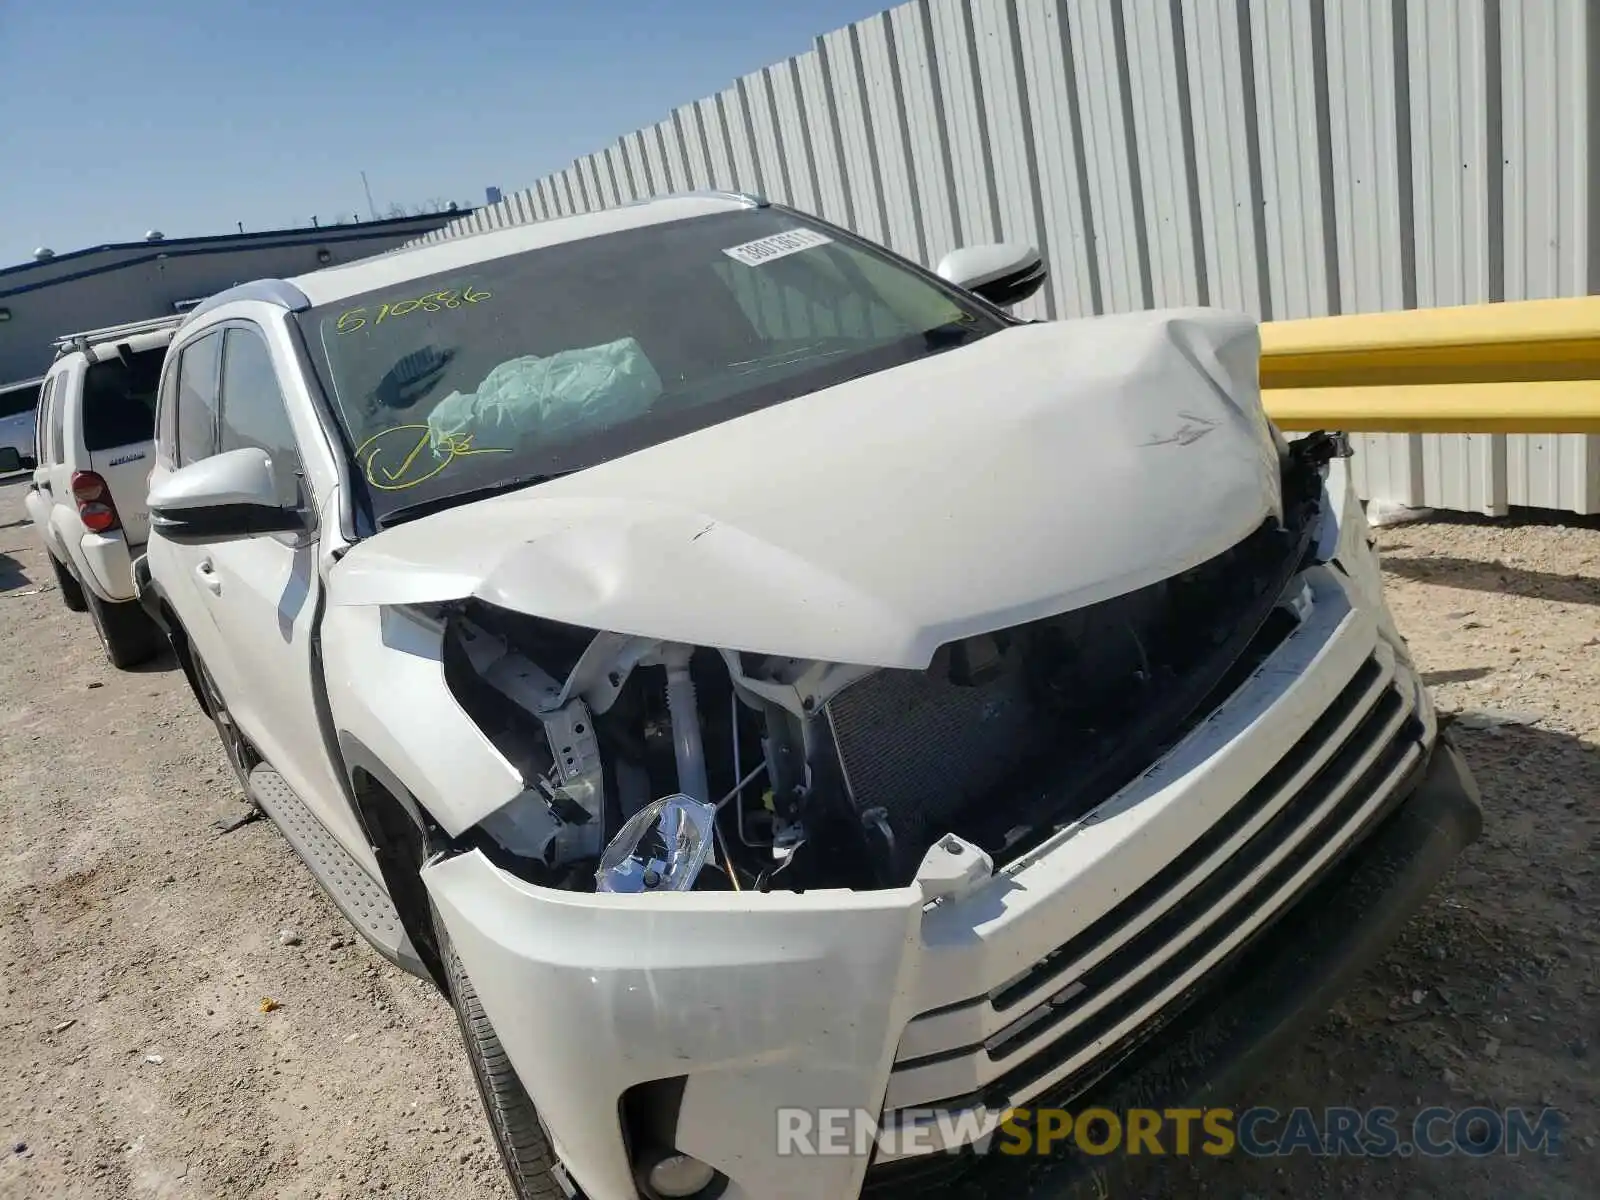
[204,325,380,875]
[154,323,378,878]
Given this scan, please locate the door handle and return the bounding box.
[196,558,222,596]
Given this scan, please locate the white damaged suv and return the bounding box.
[138,192,1481,1200]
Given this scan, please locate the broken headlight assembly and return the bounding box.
[596,795,718,893]
[441,604,870,895]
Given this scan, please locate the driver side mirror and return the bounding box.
[148,447,305,546]
[0,446,36,474]
[935,243,1048,309]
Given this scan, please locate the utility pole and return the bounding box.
[360,171,378,222]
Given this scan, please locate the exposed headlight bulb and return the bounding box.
[596,795,717,893]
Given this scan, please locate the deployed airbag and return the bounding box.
[426,337,662,453]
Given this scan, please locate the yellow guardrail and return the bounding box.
[1258,296,1600,434]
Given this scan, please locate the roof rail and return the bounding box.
[182,279,313,324]
[614,189,770,213]
[681,189,769,209]
[51,313,186,356]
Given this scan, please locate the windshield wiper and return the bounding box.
[375,470,577,529]
[727,343,853,376]
[922,319,984,350]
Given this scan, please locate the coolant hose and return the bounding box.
[663,646,711,805]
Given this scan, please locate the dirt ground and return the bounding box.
[0,475,1595,1200]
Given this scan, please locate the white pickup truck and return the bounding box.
[135,192,1481,1200]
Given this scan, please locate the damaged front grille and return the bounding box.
[822,508,1317,878]
[861,653,1428,1195]
[873,652,1426,1129]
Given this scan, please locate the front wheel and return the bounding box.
[191,651,258,795]
[443,935,566,1200]
[83,588,162,669]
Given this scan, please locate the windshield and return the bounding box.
[296,209,1005,527]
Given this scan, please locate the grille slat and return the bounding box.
[891,652,1395,1069]
[973,736,1423,1112]
[980,691,1415,1069]
[989,654,1388,1015]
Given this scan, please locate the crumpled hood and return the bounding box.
[328,309,1284,669]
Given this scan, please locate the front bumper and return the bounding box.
[864,733,1481,1197]
[423,564,1479,1200]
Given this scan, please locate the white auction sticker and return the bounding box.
[722,227,833,266]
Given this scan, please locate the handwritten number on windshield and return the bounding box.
[336,286,492,334]
[356,424,512,491]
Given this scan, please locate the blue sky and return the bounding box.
[0,0,882,267]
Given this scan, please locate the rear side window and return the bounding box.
[82,347,166,452]
[217,327,303,507]
[174,333,223,466]
[46,374,67,464]
[156,353,181,466]
[33,378,55,461]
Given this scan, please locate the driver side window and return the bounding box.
[216,327,305,509]
[173,332,223,467]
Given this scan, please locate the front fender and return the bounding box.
[319,602,525,838]
[424,849,925,1200]
[1314,459,1408,660]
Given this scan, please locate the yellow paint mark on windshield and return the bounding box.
[335,285,492,335]
[356,424,511,491]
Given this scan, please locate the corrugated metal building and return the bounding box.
[0,211,467,387]
[410,0,1600,515]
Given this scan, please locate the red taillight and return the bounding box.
[71,470,121,533]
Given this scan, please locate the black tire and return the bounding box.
[50,554,87,613]
[191,652,259,795]
[83,588,163,669]
[443,936,566,1200]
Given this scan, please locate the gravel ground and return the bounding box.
[0,476,1595,1199]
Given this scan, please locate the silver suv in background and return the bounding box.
[0,377,42,474]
